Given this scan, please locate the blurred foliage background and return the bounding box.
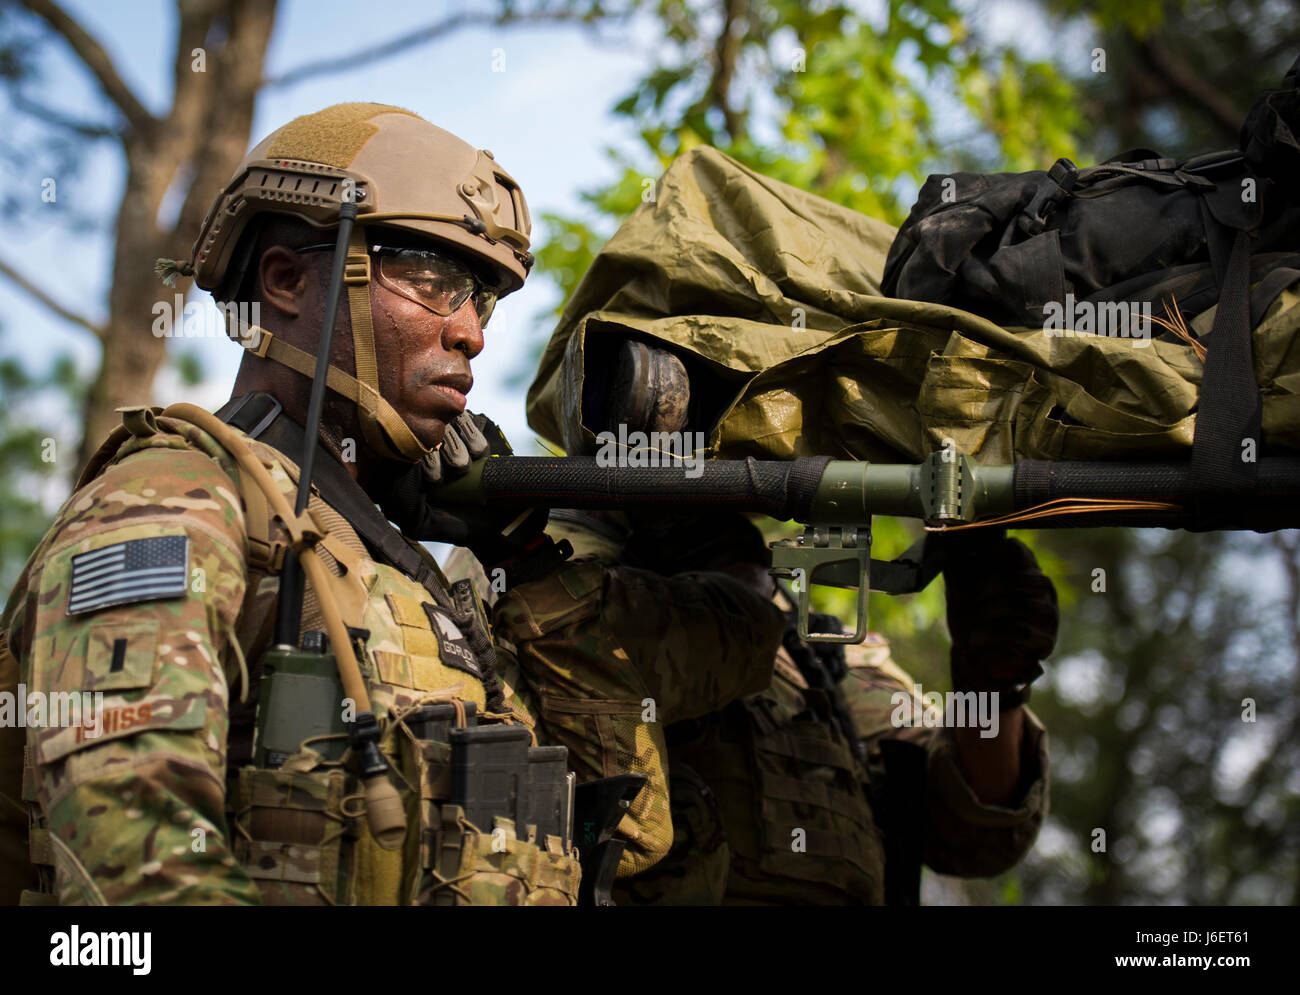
[2,0,1297,904]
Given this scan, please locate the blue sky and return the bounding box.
[1,0,660,454]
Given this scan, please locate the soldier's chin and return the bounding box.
[405,414,449,455]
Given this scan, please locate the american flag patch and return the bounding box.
[67,535,190,616]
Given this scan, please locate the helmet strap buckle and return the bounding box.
[344,249,372,286]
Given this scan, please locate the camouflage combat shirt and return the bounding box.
[1,409,563,905]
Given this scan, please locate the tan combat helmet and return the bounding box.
[186,102,533,462]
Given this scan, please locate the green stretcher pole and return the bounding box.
[429,452,1300,641]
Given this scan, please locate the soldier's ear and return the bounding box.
[258,245,309,318]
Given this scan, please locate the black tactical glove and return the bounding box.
[942,530,1058,708]
[418,410,491,484]
[379,411,568,581]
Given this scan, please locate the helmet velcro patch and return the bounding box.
[265,102,420,168]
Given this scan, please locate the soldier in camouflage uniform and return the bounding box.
[0,103,633,905]
[484,525,785,878]
[481,508,1056,905]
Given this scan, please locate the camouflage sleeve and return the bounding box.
[492,557,783,877]
[839,637,1049,878]
[11,443,261,905]
[491,641,540,729]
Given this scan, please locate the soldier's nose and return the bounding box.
[443,301,485,360]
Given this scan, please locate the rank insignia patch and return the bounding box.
[67,535,190,616]
[422,603,483,679]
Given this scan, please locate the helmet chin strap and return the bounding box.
[341,226,432,463]
[228,225,433,464]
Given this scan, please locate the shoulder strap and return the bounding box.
[217,393,454,608]
[217,395,507,707]
[72,422,138,491]
[153,407,376,727]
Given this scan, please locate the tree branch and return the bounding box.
[11,90,118,139]
[1140,35,1245,138]
[265,7,598,89]
[266,12,480,87]
[0,256,104,338]
[709,0,747,141]
[172,0,278,242]
[17,0,155,134]
[1270,531,1300,693]
[18,0,154,133]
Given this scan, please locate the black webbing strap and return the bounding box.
[1189,224,1262,501]
[875,738,925,907]
[216,393,453,607]
[1249,266,1300,324]
[1185,53,1300,510]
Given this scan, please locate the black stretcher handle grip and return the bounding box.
[1013,456,1300,503]
[478,455,831,522]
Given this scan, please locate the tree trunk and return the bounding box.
[76,0,278,468]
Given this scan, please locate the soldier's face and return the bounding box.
[258,240,488,457]
[367,265,485,451]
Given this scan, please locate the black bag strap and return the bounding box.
[1189,224,1262,501]
[1184,59,1288,508]
[1249,266,1300,323]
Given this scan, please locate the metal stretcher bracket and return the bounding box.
[770,527,944,645]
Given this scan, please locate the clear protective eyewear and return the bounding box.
[297,242,500,326]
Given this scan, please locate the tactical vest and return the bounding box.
[620,655,887,906]
[543,510,889,905]
[3,402,580,906]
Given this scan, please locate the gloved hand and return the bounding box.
[941,530,1058,707]
[379,411,565,578]
[419,410,492,484]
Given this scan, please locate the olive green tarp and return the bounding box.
[526,146,1300,465]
